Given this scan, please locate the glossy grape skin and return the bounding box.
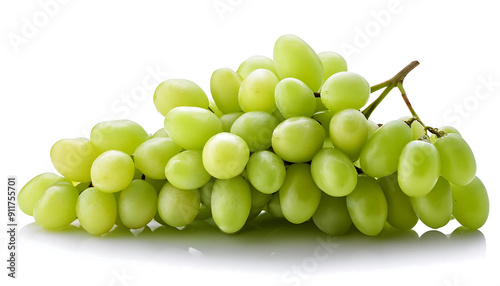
[220,112,244,132]
[410,177,452,229]
[210,68,243,114]
[273,34,324,92]
[320,72,370,113]
[311,148,357,197]
[50,138,100,182]
[90,120,149,155]
[430,126,461,143]
[329,109,369,161]
[33,182,79,230]
[200,177,215,207]
[398,140,441,197]
[157,183,200,228]
[153,79,209,116]
[279,164,321,224]
[359,120,412,178]
[248,185,272,221]
[90,150,135,193]
[211,176,251,233]
[134,138,182,180]
[76,187,117,236]
[18,173,68,216]
[237,55,277,78]
[152,127,169,138]
[165,150,211,190]
[164,106,223,150]
[433,133,476,186]
[238,69,279,114]
[272,117,325,163]
[266,192,284,218]
[346,175,388,236]
[246,151,286,195]
[313,193,352,236]
[230,111,279,152]
[411,121,425,140]
[451,177,489,230]
[208,99,225,118]
[117,180,158,229]
[275,78,316,119]
[202,132,249,179]
[317,51,348,82]
[378,173,418,231]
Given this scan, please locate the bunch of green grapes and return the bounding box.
[18,34,488,237]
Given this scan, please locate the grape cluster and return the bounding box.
[19,34,489,237]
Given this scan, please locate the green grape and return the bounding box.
[320,72,370,113]
[208,99,225,117]
[90,150,135,193]
[367,120,380,137]
[90,119,149,155]
[152,127,169,138]
[134,138,182,180]
[272,117,325,163]
[266,192,284,218]
[237,55,277,79]
[238,69,279,113]
[359,120,412,178]
[195,204,212,220]
[323,138,333,148]
[118,180,158,229]
[411,121,425,140]
[410,177,452,229]
[210,68,243,114]
[246,150,286,194]
[33,182,79,230]
[18,173,68,216]
[248,185,272,221]
[144,177,167,193]
[275,78,316,119]
[164,106,223,150]
[451,177,489,230]
[314,98,327,112]
[220,112,244,132]
[346,174,388,236]
[76,187,117,235]
[317,51,348,82]
[230,111,279,152]
[273,34,324,92]
[165,150,211,189]
[211,175,251,233]
[157,183,200,227]
[329,109,369,161]
[200,177,216,207]
[433,133,476,186]
[430,126,461,143]
[75,182,91,193]
[378,173,418,230]
[50,138,100,182]
[279,164,321,224]
[312,193,352,236]
[272,108,286,123]
[202,132,249,179]
[312,110,334,138]
[133,168,143,180]
[153,79,209,116]
[311,148,357,197]
[398,140,440,197]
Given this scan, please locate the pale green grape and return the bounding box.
[152,127,169,138]
[208,99,225,117]
[311,148,357,196]
[279,164,321,224]
[90,150,135,193]
[451,176,489,230]
[19,173,68,216]
[398,140,440,197]
[275,78,316,119]
[210,68,243,114]
[50,138,100,182]
[153,79,209,116]
[200,177,216,207]
[430,126,461,143]
[246,150,286,194]
[320,72,370,113]
[266,192,284,218]
[237,55,277,79]
[230,111,279,152]
[75,182,91,193]
[238,69,279,113]
[211,175,251,233]
[202,132,249,179]
[76,187,117,235]
[411,121,425,140]
[144,177,167,193]
[346,174,388,236]
[367,120,380,137]
[314,98,327,112]
[134,138,182,180]
[378,173,418,230]
[165,150,211,189]
[33,182,79,230]
[164,106,223,150]
[273,34,324,92]
[410,177,452,229]
[220,112,244,132]
[312,110,334,138]
[118,180,158,229]
[433,133,476,186]
[312,193,352,235]
[317,51,348,82]
[272,117,325,163]
[272,108,286,123]
[359,120,412,178]
[158,183,200,227]
[248,185,272,221]
[90,119,149,155]
[329,109,369,161]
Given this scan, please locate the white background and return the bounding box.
[1,0,499,285]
